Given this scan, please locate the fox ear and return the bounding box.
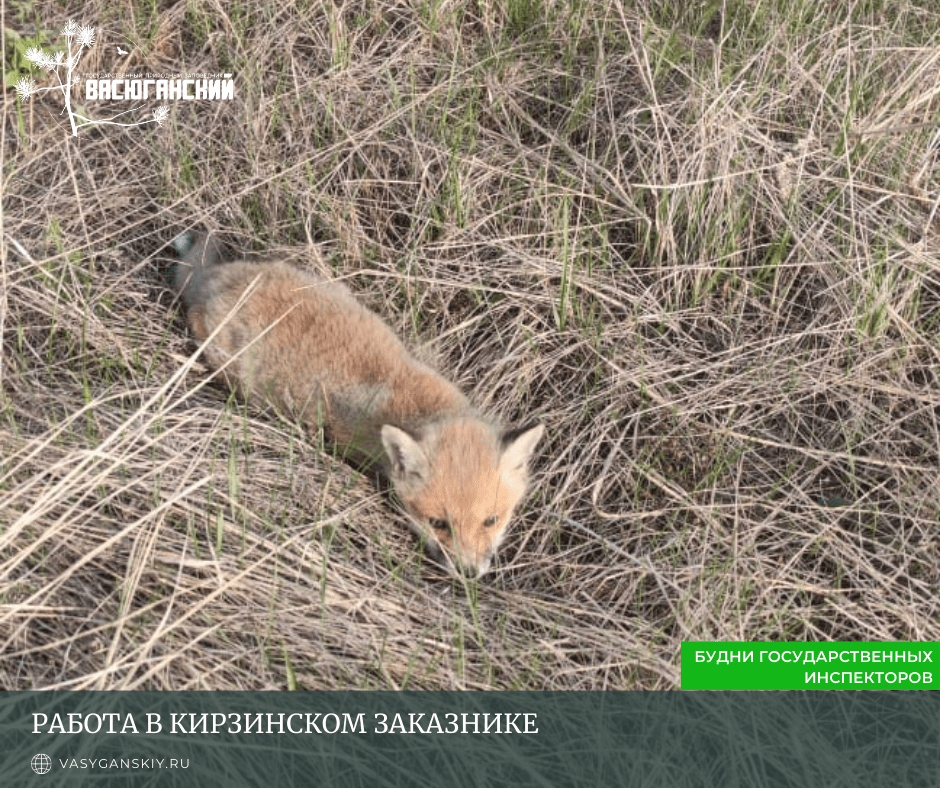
[500,423,545,473]
[381,425,430,487]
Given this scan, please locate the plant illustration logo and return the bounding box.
[14,19,168,137]
[30,753,52,775]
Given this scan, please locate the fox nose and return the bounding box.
[457,563,479,578]
[454,554,489,579]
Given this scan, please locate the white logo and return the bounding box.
[30,753,52,775]
[14,19,168,137]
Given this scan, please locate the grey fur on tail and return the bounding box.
[172,230,226,308]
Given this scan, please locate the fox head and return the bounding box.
[381,419,544,578]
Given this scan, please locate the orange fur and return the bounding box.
[173,232,544,577]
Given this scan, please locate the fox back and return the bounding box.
[172,231,543,577]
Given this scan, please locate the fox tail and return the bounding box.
[171,230,225,308]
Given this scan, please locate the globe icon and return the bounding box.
[30,753,52,775]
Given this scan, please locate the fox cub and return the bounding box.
[172,231,544,577]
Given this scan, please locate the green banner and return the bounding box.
[681,642,940,690]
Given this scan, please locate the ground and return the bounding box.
[1,0,938,690]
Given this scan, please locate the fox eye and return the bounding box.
[429,518,449,532]
[482,516,497,528]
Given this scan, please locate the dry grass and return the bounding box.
[1,0,938,690]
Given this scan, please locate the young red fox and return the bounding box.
[172,231,544,578]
